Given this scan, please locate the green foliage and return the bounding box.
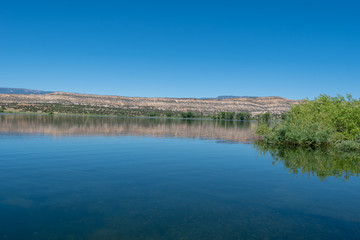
[280,112,288,120]
[256,94,360,150]
[181,112,197,118]
[336,140,360,152]
[225,112,235,120]
[236,112,251,120]
[255,122,272,136]
[165,111,174,117]
[257,112,271,123]
[213,111,251,120]
[147,111,157,117]
[0,107,3,113]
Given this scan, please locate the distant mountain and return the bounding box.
[0,88,260,99]
[199,95,259,100]
[216,95,259,99]
[0,87,53,95]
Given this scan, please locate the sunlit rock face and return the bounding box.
[0,92,302,115]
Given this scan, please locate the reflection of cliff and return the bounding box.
[0,114,258,142]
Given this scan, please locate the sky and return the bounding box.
[1,0,359,99]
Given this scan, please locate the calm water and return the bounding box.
[1,114,360,239]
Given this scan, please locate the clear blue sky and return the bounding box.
[1,0,359,99]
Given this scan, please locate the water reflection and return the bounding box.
[0,114,258,142]
[255,144,360,181]
[1,115,360,239]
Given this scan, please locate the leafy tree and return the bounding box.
[225,112,235,120]
[236,112,251,120]
[257,112,271,123]
[181,112,197,118]
[165,111,174,117]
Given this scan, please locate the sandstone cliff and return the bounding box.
[0,92,302,115]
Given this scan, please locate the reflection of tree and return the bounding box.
[255,143,360,181]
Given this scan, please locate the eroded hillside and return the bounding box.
[0,92,302,115]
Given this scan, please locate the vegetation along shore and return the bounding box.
[255,94,360,152]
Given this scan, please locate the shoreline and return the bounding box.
[0,111,258,122]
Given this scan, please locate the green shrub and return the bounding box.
[236,112,251,120]
[181,112,197,118]
[165,111,174,117]
[256,94,360,150]
[225,112,235,120]
[257,112,271,123]
[335,141,360,152]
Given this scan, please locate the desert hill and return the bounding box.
[0,91,302,115]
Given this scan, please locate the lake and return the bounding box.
[1,114,360,239]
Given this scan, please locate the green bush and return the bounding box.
[225,112,235,120]
[257,112,271,123]
[213,111,251,120]
[181,112,197,118]
[256,94,360,150]
[165,111,174,117]
[336,140,360,152]
[236,112,251,120]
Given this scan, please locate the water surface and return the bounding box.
[0,114,360,239]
